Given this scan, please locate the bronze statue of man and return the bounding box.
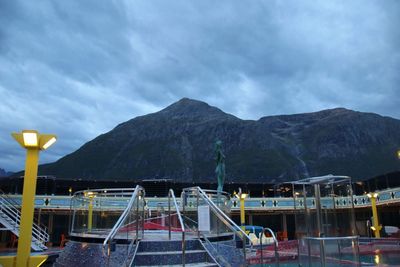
[215,140,226,192]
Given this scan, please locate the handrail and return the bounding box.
[193,187,251,242]
[183,186,253,264]
[260,227,279,266]
[168,189,186,266]
[302,235,359,241]
[0,189,49,238]
[0,192,49,246]
[102,185,143,250]
[73,188,137,197]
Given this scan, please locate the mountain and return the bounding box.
[39,98,400,182]
[0,168,13,177]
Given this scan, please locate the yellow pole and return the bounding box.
[370,195,381,238]
[240,196,245,230]
[88,197,93,232]
[16,149,40,267]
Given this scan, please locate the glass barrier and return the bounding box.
[103,186,145,267]
[182,187,280,267]
[69,188,137,237]
[298,236,360,267]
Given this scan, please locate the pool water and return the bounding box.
[250,253,400,266]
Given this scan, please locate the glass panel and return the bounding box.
[299,236,359,267]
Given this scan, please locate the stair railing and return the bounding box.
[102,185,145,266]
[0,189,49,237]
[168,189,186,266]
[0,190,49,248]
[182,186,253,266]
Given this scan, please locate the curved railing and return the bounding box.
[102,185,144,249]
[259,227,279,266]
[69,188,138,235]
[182,187,253,266]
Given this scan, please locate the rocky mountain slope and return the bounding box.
[39,98,400,182]
[0,168,13,177]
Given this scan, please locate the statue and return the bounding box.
[215,140,226,192]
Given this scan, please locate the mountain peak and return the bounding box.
[158,98,235,120]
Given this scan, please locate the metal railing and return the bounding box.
[69,188,138,235]
[259,227,279,266]
[299,236,360,267]
[168,189,186,266]
[0,191,49,250]
[102,185,144,255]
[0,189,49,235]
[183,187,253,266]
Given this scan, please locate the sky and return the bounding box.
[0,1,399,172]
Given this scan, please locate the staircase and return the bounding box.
[0,190,49,251]
[132,239,219,266]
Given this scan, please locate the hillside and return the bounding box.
[39,98,400,182]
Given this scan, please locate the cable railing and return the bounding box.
[168,189,186,266]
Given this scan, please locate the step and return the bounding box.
[134,250,211,265]
[137,263,218,267]
[137,240,203,252]
[136,250,206,256]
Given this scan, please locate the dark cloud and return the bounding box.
[0,0,399,171]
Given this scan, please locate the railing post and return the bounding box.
[168,190,171,240]
[142,191,145,237]
[182,230,186,266]
[274,239,279,267]
[260,229,264,267]
[197,188,200,238]
[136,192,139,243]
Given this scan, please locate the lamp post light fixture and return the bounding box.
[367,192,381,238]
[10,130,56,267]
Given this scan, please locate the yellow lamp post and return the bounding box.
[0,130,56,267]
[236,188,248,231]
[367,192,381,238]
[85,191,95,232]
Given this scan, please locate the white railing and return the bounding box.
[0,191,49,250]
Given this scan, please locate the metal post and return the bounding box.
[142,191,145,237]
[274,240,279,267]
[88,197,93,232]
[348,181,357,236]
[182,191,185,223]
[370,195,380,237]
[136,193,139,242]
[182,230,186,266]
[16,149,41,267]
[314,184,326,267]
[314,184,323,237]
[168,191,171,240]
[260,229,264,267]
[197,188,200,238]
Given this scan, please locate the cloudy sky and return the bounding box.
[0,1,399,172]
